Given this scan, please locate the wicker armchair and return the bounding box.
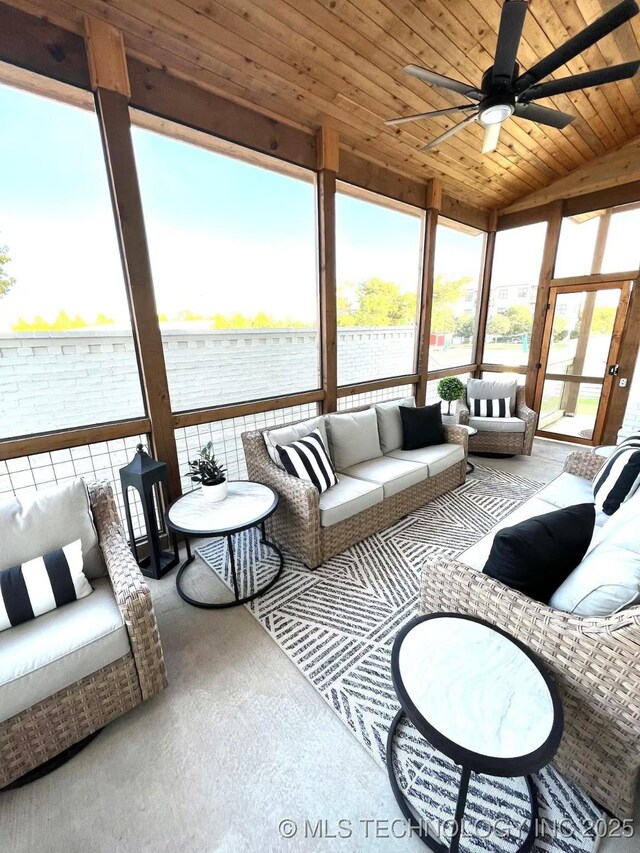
[0,481,167,788]
[456,385,537,456]
[242,408,468,569]
[419,451,640,819]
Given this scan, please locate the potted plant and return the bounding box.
[188,442,228,503]
[437,376,466,424]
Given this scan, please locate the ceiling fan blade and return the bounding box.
[513,102,575,128]
[493,1,528,83]
[516,0,639,92]
[385,104,478,126]
[420,112,479,151]
[482,123,501,153]
[403,65,483,99]
[521,60,640,100]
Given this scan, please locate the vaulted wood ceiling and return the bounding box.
[7,0,640,211]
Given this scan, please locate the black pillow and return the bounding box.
[400,403,445,451]
[482,503,595,603]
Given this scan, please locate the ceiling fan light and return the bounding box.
[479,103,514,125]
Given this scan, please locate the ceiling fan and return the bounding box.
[386,0,640,154]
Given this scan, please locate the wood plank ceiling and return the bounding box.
[7,0,640,211]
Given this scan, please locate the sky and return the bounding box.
[1,81,638,333]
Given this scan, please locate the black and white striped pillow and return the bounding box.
[468,397,511,418]
[593,446,640,516]
[0,539,93,632]
[276,428,338,494]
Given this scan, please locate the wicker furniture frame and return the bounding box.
[456,386,538,456]
[242,408,468,569]
[419,450,640,819]
[0,481,168,789]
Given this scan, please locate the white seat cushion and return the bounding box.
[341,456,428,499]
[458,497,561,571]
[387,443,465,477]
[468,416,525,434]
[319,475,383,528]
[536,473,598,515]
[0,578,130,722]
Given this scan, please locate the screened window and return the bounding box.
[483,222,547,367]
[429,217,485,371]
[131,116,319,412]
[0,82,145,439]
[555,204,640,279]
[335,184,423,386]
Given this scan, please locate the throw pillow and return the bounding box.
[467,378,517,415]
[549,490,640,616]
[375,396,416,454]
[482,503,595,603]
[276,429,337,493]
[400,402,445,451]
[263,416,330,470]
[325,408,382,470]
[0,539,93,633]
[468,397,511,418]
[593,446,640,516]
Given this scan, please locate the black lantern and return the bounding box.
[120,444,179,579]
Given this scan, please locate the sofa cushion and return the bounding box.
[375,396,415,453]
[467,378,517,415]
[341,456,428,499]
[276,428,337,494]
[387,443,465,477]
[458,497,561,571]
[263,416,329,469]
[0,479,106,581]
[549,491,640,616]
[0,539,93,633]
[400,403,445,450]
[483,504,595,603]
[326,408,382,471]
[468,416,525,434]
[535,472,598,515]
[319,474,383,528]
[593,446,640,516]
[0,578,129,723]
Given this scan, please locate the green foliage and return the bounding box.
[552,316,568,342]
[337,278,417,327]
[188,441,226,486]
[454,313,475,340]
[591,306,616,334]
[502,305,533,336]
[0,243,16,300]
[11,311,115,331]
[487,314,511,336]
[437,376,465,414]
[430,274,472,334]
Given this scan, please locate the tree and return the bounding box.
[591,306,616,334]
[455,313,475,340]
[503,305,533,336]
[437,376,465,414]
[0,243,16,300]
[430,304,456,333]
[337,278,417,327]
[552,316,568,342]
[487,314,511,336]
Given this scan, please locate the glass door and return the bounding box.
[534,281,630,444]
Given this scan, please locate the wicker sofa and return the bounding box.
[456,379,537,456]
[242,403,468,568]
[419,450,640,819]
[0,480,167,789]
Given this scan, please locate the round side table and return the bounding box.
[387,614,563,853]
[456,425,478,473]
[166,481,284,609]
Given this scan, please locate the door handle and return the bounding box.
[608,364,620,376]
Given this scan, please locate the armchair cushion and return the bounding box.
[0,577,129,722]
[0,479,106,580]
[468,416,525,433]
[467,378,517,415]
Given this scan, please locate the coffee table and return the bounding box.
[166,481,284,609]
[456,424,478,473]
[387,613,563,853]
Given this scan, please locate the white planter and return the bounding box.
[201,481,228,503]
[441,413,457,426]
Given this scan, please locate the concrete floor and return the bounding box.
[1,439,638,853]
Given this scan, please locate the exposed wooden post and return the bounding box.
[416,179,442,406]
[317,126,339,413]
[84,17,181,497]
[526,201,563,408]
[472,209,498,376]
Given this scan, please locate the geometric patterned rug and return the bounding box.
[197,466,603,852]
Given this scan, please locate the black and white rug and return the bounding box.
[197,466,603,853]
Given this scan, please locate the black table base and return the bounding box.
[176,522,284,609]
[386,708,537,853]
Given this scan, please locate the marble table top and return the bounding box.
[167,481,277,535]
[397,617,554,760]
